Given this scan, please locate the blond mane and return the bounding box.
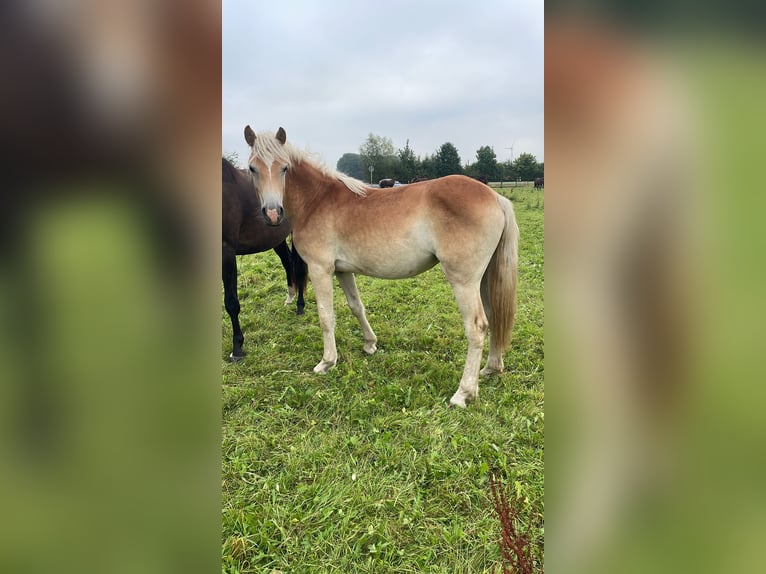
[248,130,369,197]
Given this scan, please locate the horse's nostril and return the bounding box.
[262,205,282,225]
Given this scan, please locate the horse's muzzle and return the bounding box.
[262,204,284,226]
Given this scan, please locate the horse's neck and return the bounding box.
[286,163,329,218]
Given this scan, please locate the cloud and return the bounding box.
[223,0,543,167]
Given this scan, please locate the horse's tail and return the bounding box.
[484,194,519,366]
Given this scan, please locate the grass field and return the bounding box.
[222,186,544,573]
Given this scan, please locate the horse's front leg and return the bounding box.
[309,266,337,373]
[222,243,244,361]
[336,272,377,355]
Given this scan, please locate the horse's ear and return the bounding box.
[276,127,286,145]
[244,125,256,147]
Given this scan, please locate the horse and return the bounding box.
[222,157,307,361]
[410,176,429,183]
[534,177,544,189]
[472,175,489,185]
[379,178,395,188]
[243,126,519,407]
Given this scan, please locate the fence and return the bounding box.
[489,181,539,188]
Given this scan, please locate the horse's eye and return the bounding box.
[281,166,289,174]
[249,166,256,174]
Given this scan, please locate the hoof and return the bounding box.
[481,360,504,377]
[296,307,305,316]
[449,388,476,408]
[228,353,245,363]
[313,360,336,374]
[480,366,502,377]
[449,392,467,408]
[363,342,377,355]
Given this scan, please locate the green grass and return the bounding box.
[222,186,544,572]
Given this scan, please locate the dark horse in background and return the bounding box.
[222,157,307,361]
[534,177,544,189]
[379,178,395,188]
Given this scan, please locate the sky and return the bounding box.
[222,0,543,172]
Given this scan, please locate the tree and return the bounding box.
[336,153,363,179]
[434,142,462,177]
[223,151,241,169]
[359,133,397,182]
[512,152,540,182]
[397,140,418,183]
[498,159,517,182]
[419,154,436,179]
[475,145,499,181]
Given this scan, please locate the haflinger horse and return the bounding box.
[244,126,519,407]
[222,157,307,361]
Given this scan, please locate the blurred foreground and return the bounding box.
[545,7,766,574]
[0,2,221,573]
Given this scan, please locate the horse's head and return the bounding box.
[244,125,288,226]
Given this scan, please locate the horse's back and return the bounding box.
[421,175,506,238]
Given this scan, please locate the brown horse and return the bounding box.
[534,177,544,189]
[222,157,306,360]
[243,126,519,407]
[378,178,396,188]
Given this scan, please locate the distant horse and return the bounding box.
[410,177,429,183]
[222,157,307,361]
[379,178,395,188]
[244,126,519,407]
[473,175,489,185]
[534,177,544,189]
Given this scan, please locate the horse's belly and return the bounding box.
[335,251,438,279]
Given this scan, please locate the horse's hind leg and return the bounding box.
[336,272,377,355]
[223,243,245,361]
[448,282,488,407]
[273,240,297,307]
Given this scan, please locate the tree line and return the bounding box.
[336,133,543,184]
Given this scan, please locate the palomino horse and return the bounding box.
[222,157,307,360]
[243,127,519,407]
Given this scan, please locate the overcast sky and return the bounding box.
[223,0,543,172]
